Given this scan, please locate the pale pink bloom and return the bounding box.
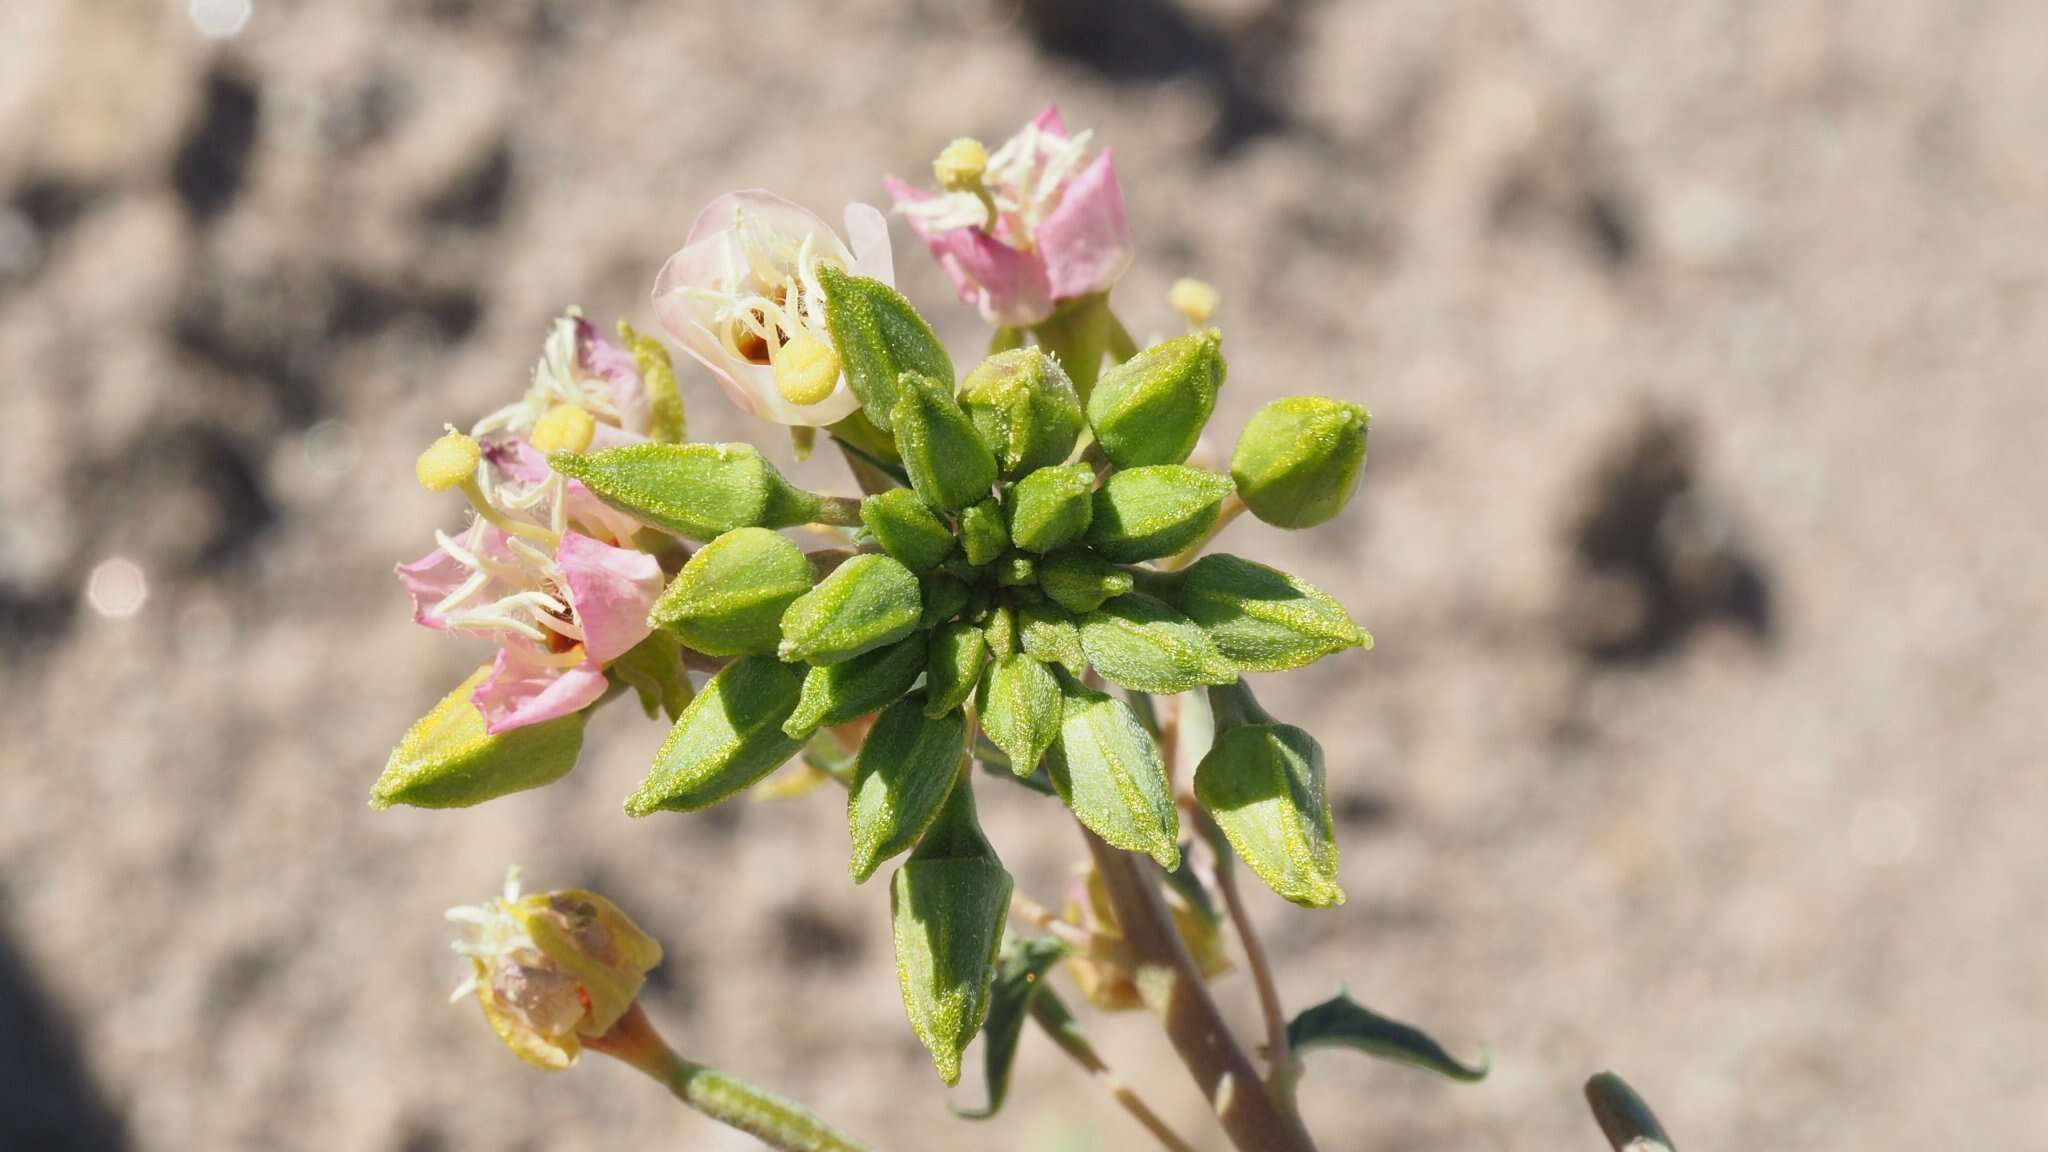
[397,517,663,734]
[888,105,1134,327]
[652,190,894,427]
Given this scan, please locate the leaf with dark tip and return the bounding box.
[1585,1071,1676,1152]
[1284,991,1489,1083]
[952,934,1069,1120]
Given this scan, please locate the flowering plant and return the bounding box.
[374,107,1674,1152]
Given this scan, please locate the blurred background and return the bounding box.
[3,1,2044,1149]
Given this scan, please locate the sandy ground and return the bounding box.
[3,1,2045,1149]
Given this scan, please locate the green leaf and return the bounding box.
[861,488,956,572]
[959,498,1010,566]
[919,571,972,628]
[1045,677,1180,869]
[1585,1071,1676,1152]
[607,630,693,722]
[1231,396,1369,529]
[1285,991,1489,1082]
[1078,593,1237,695]
[893,373,1000,513]
[626,656,806,814]
[1017,600,1086,676]
[1005,462,1096,554]
[924,621,986,719]
[1038,549,1134,615]
[1086,465,1235,563]
[552,443,820,541]
[953,935,1069,1119]
[1085,329,1224,469]
[782,636,927,740]
[957,348,1085,478]
[849,695,968,882]
[371,665,584,809]
[891,782,1013,1085]
[649,527,814,657]
[618,320,685,443]
[1195,683,1343,908]
[977,653,1062,777]
[1174,553,1368,672]
[779,553,922,666]
[819,266,954,431]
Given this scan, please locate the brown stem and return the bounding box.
[1192,799,1300,1106]
[1029,996,1201,1152]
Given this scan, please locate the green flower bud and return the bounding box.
[924,622,986,719]
[819,266,954,431]
[919,571,972,628]
[1194,682,1343,907]
[779,553,922,665]
[1038,549,1134,615]
[782,636,927,740]
[849,694,969,883]
[618,320,686,443]
[959,498,1010,566]
[1086,465,1235,563]
[1085,329,1224,468]
[957,348,1085,478]
[607,631,692,723]
[981,603,1017,659]
[647,528,812,657]
[977,653,1061,776]
[892,372,998,513]
[1046,677,1180,869]
[891,781,1012,1085]
[993,552,1037,587]
[1017,600,1086,676]
[372,665,583,809]
[552,443,820,541]
[1173,553,1367,672]
[626,657,805,814]
[1230,396,1369,529]
[1005,462,1096,553]
[862,489,955,572]
[1078,593,1236,694]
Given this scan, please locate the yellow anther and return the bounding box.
[771,332,843,407]
[530,403,597,455]
[933,137,990,192]
[1169,278,1221,329]
[416,430,482,492]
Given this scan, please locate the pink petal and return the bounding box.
[575,316,652,437]
[1032,103,1068,138]
[483,438,550,486]
[886,177,1055,327]
[1036,148,1135,302]
[686,189,847,251]
[843,202,896,284]
[555,531,663,665]
[395,547,468,631]
[474,648,609,734]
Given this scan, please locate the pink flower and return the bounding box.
[397,518,663,734]
[887,105,1134,327]
[652,190,895,427]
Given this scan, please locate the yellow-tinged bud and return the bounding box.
[416,429,481,492]
[771,331,843,407]
[933,137,990,192]
[1169,278,1221,328]
[530,403,597,455]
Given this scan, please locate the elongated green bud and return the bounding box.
[977,653,1062,776]
[891,780,1012,1085]
[957,348,1085,477]
[1086,465,1235,563]
[1078,593,1236,694]
[861,489,955,573]
[1005,462,1095,553]
[1194,681,1343,907]
[648,527,812,657]
[552,443,820,540]
[819,266,953,431]
[924,621,986,719]
[783,636,927,740]
[371,665,583,809]
[892,373,998,513]
[920,571,971,628]
[959,498,1009,566]
[1038,549,1133,615]
[993,552,1037,587]
[1173,553,1367,672]
[849,695,968,882]
[1045,676,1180,869]
[982,603,1017,659]
[626,657,806,814]
[779,553,922,665]
[1230,396,1369,529]
[1017,600,1086,676]
[1085,329,1223,468]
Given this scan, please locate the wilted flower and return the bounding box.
[652,190,895,427]
[447,868,663,1069]
[887,105,1133,327]
[1061,865,1230,1012]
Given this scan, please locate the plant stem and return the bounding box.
[1080,830,1319,1152]
[1009,892,1105,953]
[811,494,866,528]
[1192,799,1299,1105]
[589,1004,875,1152]
[1028,994,1201,1152]
[1158,493,1246,571]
